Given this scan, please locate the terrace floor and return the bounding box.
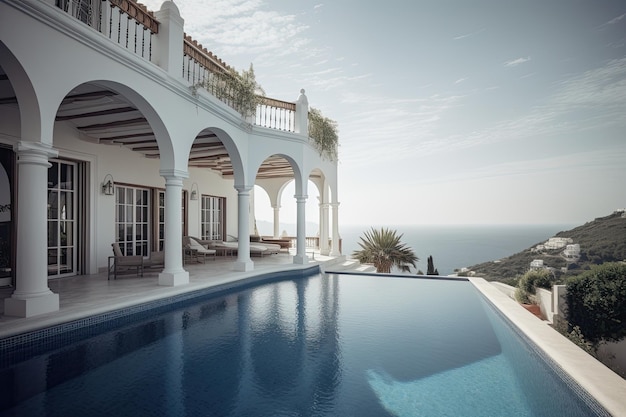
[0,250,369,339]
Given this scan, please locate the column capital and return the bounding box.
[159,169,189,180]
[234,184,253,193]
[14,141,58,166]
[294,194,308,203]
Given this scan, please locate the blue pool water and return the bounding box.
[0,271,607,416]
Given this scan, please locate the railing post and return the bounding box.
[295,89,308,135]
[99,0,111,38]
[154,1,184,76]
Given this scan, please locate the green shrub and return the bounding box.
[515,269,552,303]
[566,262,626,345]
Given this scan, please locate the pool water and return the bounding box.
[0,273,607,416]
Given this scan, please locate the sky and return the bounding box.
[144,0,626,226]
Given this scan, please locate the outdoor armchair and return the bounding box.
[109,243,144,280]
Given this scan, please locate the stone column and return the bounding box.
[235,186,254,271]
[272,204,280,238]
[4,142,59,317]
[330,202,341,256]
[293,195,308,264]
[158,171,189,286]
[320,201,330,256]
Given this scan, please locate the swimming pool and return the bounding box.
[0,271,609,416]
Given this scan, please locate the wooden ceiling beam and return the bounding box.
[78,117,148,130]
[56,106,137,121]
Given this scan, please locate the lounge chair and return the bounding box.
[184,236,217,263]
[109,243,143,280]
[207,241,270,257]
[144,251,164,270]
[252,240,282,254]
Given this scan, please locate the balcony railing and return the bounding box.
[264,236,342,253]
[55,0,301,133]
[57,0,157,61]
[256,97,296,131]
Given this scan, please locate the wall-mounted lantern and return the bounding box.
[102,174,115,196]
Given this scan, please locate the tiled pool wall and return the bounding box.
[0,266,320,365]
[479,290,611,417]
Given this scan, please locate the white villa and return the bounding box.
[530,259,544,270]
[533,237,573,252]
[0,0,341,318]
[563,244,581,259]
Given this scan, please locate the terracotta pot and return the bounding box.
[522,303,543,319]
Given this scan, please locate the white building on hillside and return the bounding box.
[563,244,581,259]
[0,0,341,317]
[530,259,545,270]
[543,237,573,250]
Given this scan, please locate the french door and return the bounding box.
[115,186,150,257]
[47,160,77,278]
[201,195,225,241]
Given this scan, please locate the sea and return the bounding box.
[257,222,575,276]
[338,224,576,276]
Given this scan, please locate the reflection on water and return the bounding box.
[0,274,601,417]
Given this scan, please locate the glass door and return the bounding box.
[115,186,150,257]
[47,160,77,278]
[0,146,13,286]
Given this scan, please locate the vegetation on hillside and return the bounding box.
[556,213,626,265]
[565,262,626,346]
[461,212,626,283]
[352,227,418,273]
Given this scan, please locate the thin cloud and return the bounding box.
[455,78,467,84]
[453,28,485,40]
[421,147,626,186]
[140,0,311,65]
[606,13,625,25]
[504,57,531,67]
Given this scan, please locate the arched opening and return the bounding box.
[254,178,320,245]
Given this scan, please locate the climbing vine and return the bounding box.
[308,107,339,161]
[199,64,265,119]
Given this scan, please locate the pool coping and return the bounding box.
[469,277,626,417]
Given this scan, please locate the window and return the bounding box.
[47,160,77,277]
[115,186,149,257]
[201,195,225,241]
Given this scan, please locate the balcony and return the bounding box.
[56,0,299,133]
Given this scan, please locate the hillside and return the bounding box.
[463,211,626,283]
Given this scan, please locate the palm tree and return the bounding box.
[352,227,418,273]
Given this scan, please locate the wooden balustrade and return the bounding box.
[257,97,296,131]
[109,0,159,33]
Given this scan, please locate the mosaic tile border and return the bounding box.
[0,266,320,366]
[480,293,612,417]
